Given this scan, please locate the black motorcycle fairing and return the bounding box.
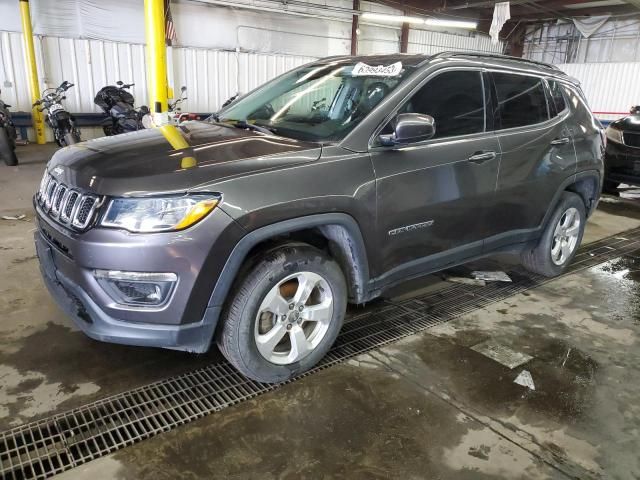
[95,86,135,110]
[110,102,137,118]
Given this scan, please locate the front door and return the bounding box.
[371,69,500,285]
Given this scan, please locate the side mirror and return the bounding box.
[379,113,436,147]
[181,86,187,92]
[117,80,123,86]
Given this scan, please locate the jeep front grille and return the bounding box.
[36,171,101,231]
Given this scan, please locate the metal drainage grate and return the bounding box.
[2,228,640,480]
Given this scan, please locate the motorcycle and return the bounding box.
[0,89,18,166]
[33,81,81,147]
[168,86,195,124]
[94,81,150,135]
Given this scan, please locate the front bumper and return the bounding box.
[33,201,243,352]
[605,140,640,185]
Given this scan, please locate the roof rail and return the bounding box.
[429,51,562,71]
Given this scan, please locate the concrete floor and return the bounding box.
[2,144,640,479]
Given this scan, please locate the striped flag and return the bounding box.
[490,2,510,45]
[165,0,177,46]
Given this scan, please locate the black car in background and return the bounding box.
[604,107,640,193]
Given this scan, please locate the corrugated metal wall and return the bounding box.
[1,24,505,140]
[558,62,640,121]
[0,31,316,114]
[172,48,316,113]
[0,31,317,139]
[407,29,503,55]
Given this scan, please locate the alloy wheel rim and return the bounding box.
[254,271,333,365]
[551,207,580,266]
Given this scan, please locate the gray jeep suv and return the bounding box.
[34,52,604,383]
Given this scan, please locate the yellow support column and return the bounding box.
[144,0,169,126]
[19,0,45,144]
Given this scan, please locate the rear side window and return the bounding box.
[547,80,568,117]
[392,70,485,139]
[492,73,549,129]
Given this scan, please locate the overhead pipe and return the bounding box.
[18,0,45,144]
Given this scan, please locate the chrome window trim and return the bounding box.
[368,64,578,151]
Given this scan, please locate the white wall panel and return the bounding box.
[171,48,316,113]
[557,62,640,121]
[0,31,318,140]
[407,29,503,55]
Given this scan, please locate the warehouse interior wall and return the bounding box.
[0,0,502,140]
[523,17,640,122]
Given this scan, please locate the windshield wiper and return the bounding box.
[232,120,276,136]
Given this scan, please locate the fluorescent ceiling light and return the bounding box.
[563,0,624,8]
[361,12,477,30]
[361,12,425,24]
[425,18,478,29]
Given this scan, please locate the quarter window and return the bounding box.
[383,70,485,140]
[492,73,549,129]
[547,80,568,117]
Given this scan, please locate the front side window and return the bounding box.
[547,80,568,117]
[492,72,549,129]
[381,70,485,140]
[214,61,415,142]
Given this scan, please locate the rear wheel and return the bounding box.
[0,128,17,166]
[217,244,347,383]
[521,191,585,277]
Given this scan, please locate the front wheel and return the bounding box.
[62,130,81,146]
[217,244,347,383]
[521,191,586,277]
[0,128,18,166]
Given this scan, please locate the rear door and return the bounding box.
[371,68,501,283]
[485,71,577,247]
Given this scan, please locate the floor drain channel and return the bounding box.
[2,228,640,479]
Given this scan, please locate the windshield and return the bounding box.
[213,61,415,142]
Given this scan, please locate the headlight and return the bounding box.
[605,126,624,144]
[101,195,220,233]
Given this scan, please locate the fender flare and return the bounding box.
[542,170,601,229]
[207,213,371,310]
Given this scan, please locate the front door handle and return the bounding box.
[551,137,571,146]
[468,151,496,164]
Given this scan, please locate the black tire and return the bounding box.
[521,191,586,277]
[217,244,347,383]
[62,131,80,146]
[602,179,620,194]
[0,128,17,166]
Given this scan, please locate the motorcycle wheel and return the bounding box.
[0,128,18,166]
[60,131,79,147]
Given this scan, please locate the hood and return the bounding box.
[47,121,321,196]
[610,114,640,132]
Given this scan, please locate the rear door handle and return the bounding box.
[467,151,496,164]
[551,137,571,146]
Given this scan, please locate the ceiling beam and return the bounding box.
[509,5,637,19]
